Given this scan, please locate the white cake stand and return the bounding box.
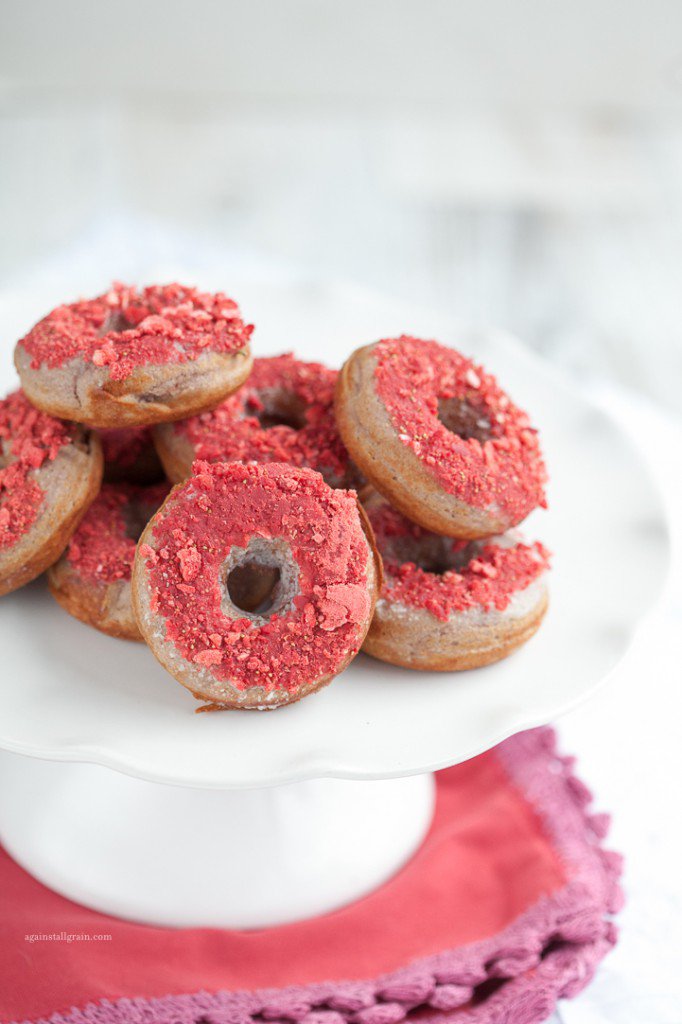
[0,278,669,929]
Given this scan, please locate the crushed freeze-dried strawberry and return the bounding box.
[19,282,253,382]
[0,391,73,550]
[174,354,351,487]
[65,481,169,584]
[368,501,549,622]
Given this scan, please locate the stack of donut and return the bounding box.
[1,283,549,710]
[336,336,550,671]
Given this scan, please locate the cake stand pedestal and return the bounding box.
[0,749,434,928]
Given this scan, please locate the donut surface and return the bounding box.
[100,427,164,484]
[154,353,355,487]
[48,481,169,640]
[363,493,549,671]
[15,282,254,428]
[133,462,381,710]
[0,390,102,596]
[336,336,547,538]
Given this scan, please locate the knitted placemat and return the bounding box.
[0,728,622,1024]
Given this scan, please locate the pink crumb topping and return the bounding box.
[100,427,154,469]
[66,481,169,585]
[373,336,547,524]
[141,462,372,693]
[0,391,72,550]
[175,354,351,486]
[19,282,253,382]
[368,501,549,622]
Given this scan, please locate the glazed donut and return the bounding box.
[154,353,355,487]
[100,427,164,484]
[15,282,254,429]
[133,461,381,710]
[336,336,547,539]
[362,492,549,671]
[48,481,169,640]
[0,390,102,597]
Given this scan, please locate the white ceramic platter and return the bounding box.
[0,278,669,789]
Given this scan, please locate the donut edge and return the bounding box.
[152,422,197,483]
[14,343,253,429]
[48,559,142,641]
[362,576,549,671]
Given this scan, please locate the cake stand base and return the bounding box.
[0,749,435,929]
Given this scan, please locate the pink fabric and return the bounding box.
[0,729,622,1024]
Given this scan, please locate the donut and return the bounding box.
[100,427,164,484]
[48,481,169,640]
[154,353,355,487]
[14,282,254,429]
[362,493,549,671]
[336,336,547,538]
[0,390,102,597]
[132,461,381,710]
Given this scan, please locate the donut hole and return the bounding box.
[227,563,281,615]
[123,501,157,542]
[392,533,481,576]
[222,537,300,622]
[437,397,492,443]
[248,388,307,431]
[99,310,135,335]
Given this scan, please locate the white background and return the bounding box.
[2,4,682,1020]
